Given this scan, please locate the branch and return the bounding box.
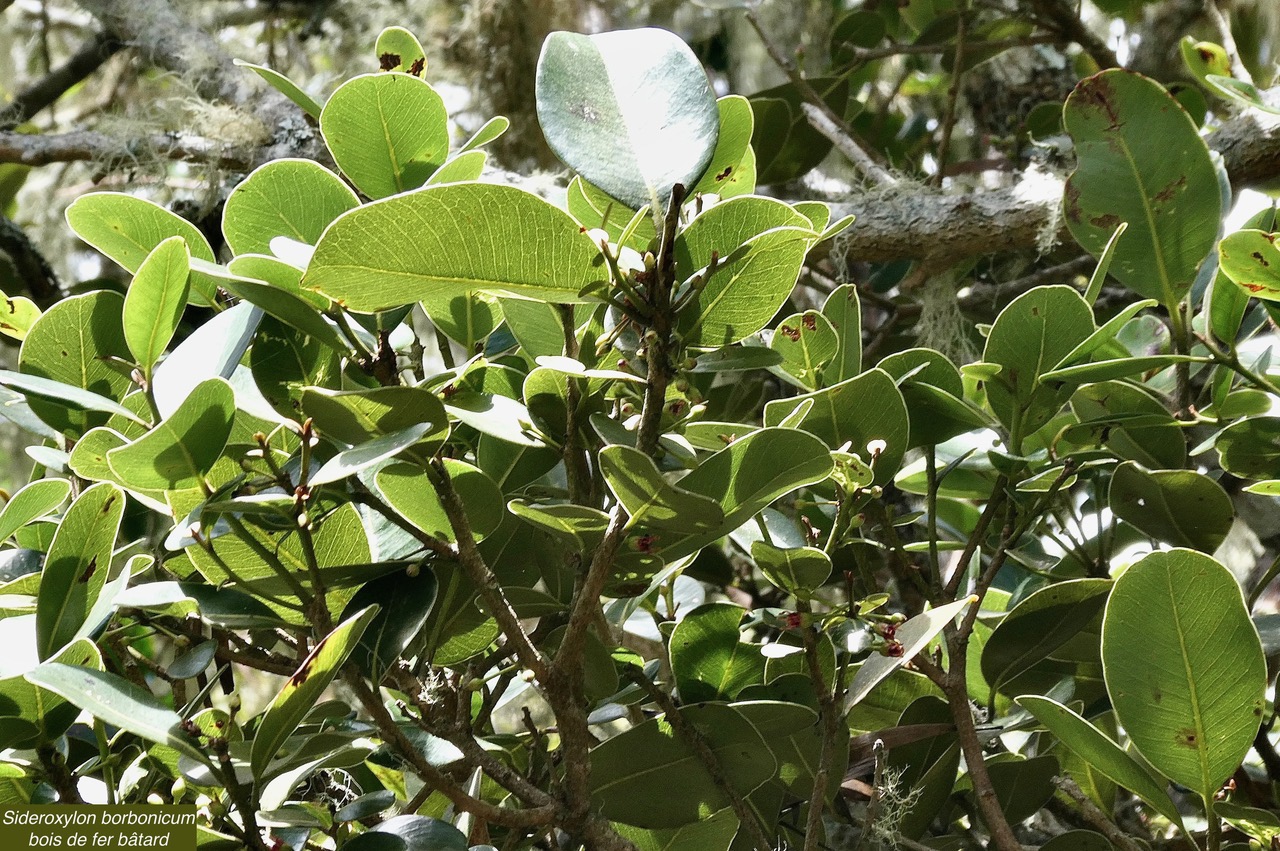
[0,127,264,170]
[822,96,1280,269]
[0,215,62,306]
[0,31,124,131]
[73,0,322,163]
[1030,0,1120,69]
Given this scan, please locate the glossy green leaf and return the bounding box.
[676,216,815,347]
[689,95,756,199]
[1063,70,1221,305]
[1219,229,1280,300]
[64,192,217,305]
[311,423,436,486]
[669,602,765,703]
[507,500,609,551]
[339,566,437,680]
[222,159,359,257]
[35,483,125,660]
[16,291,136,435]
[217,271,348,354]
[1214,416,1280,480]
[762,368,908,483]
[751,540,832,597]
[0,479,69,544]
[235,60,322,118]
[0,291,41,342]
[820,283,861,385]
[123,236,189,375]
[984,754,1059,825]
[1204,75,1280,114]
[653,427,833,562]
[26,663,207,764]
[613,808,738,851]
[417,559,498,666]
[981,578,1110,694]
[1101,549,1265,797]
[106,378,235,490]
[769,310,838,390]
[302,385,448,457]
[1109,461,1233,552]
[151,301,260,419]
[983,285,1094,435]
[374,26,426,75]
[750,78,848,185]
[320,73,449,199]
[589,702,775,828]
[460,116,510,153]
[536,28,719,211]
[600,445,724,532]
[846,595,975,709]
[305,184,605,311]
[1016,695,1183,826]
[251,605,379,778]
[689,346,783,373]
[0,638,101,750]
[376,460,504,543]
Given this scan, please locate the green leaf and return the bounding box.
[689,95,756,200]
[1101,549,1266,797]
[675,197,816,346]
[64,192,218,305]
[215,268,348,354]
[536,28,719,211]
[588,702,775,828]
[1214,416,1280,480]
[770,310,838,389]
[123,236,190,375]
[1219,229,1280,300]
[376,460,504,543]
[1063,70,1221,305]
[16,291,136,435]
[1053,299,1158,369]
[152,301,260,419]
[507,500,609,551]
[106,378,235,490]
[689,345,783,373]
[1041,354,1204,384]
[310,423,436,486]
[26,664,207,764]
[984,754,1059,825]
[0,371,143,429]
[0,639,101,750]
[320,73,450,199]
[1204,75,1280,114]
[1016,695,1183,827]
[983,285,1094,435]
[302,385,448,457]
[0,479,69,544]
[669,602,765,703]
[599,445,725,532]
[653,427,833,563]
[222,159,359,257]
[460,116,510,153]
[420,291,501,350]
[305,184,606,311]
[338,565,438,681]
[763,368,909,483]
[251,605,379,779]
[878,347,985,448]
[374,26,427,75]
[981,578,1110,694]
[35,483,125,660]
[0,290,40,342]
[846,596,975,708]
[751,541,832,597]
[750,78,848,185]
[820,284,861,385]
[1108,461,1233,552]
[235,60,322,119]
[613,808,738,851]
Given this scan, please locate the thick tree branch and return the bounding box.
[0,215,62,306]
[0,127,261,169]
[73,0,322,163]
[0,31,123,131]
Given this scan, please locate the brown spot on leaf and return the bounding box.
[290,658,314,687]
[1243,282,1268,293]
[408,58,425,76]
[1252,251,1271,267]
[1090,213,1122,230]
[379,52,401,71]
[78,557,97,584]
[1153,176,1187,204]
[802,314,817,331]
[715,166,732,181]
[102,494,117,513]
[780,324,801,341]
[1197,47,1215,62]
[1175,728,1197,748]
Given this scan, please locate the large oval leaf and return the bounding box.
[320,73,450,200]
[106,378,235,491]
[536,28,719,211]
[305,184,605,311]
[222,159,359,256]
[1108,461,1233,552]
[1101,549,1265,797]
[981,578,1110,695]
[669,602,764,703]
[1063,70,1221,305]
